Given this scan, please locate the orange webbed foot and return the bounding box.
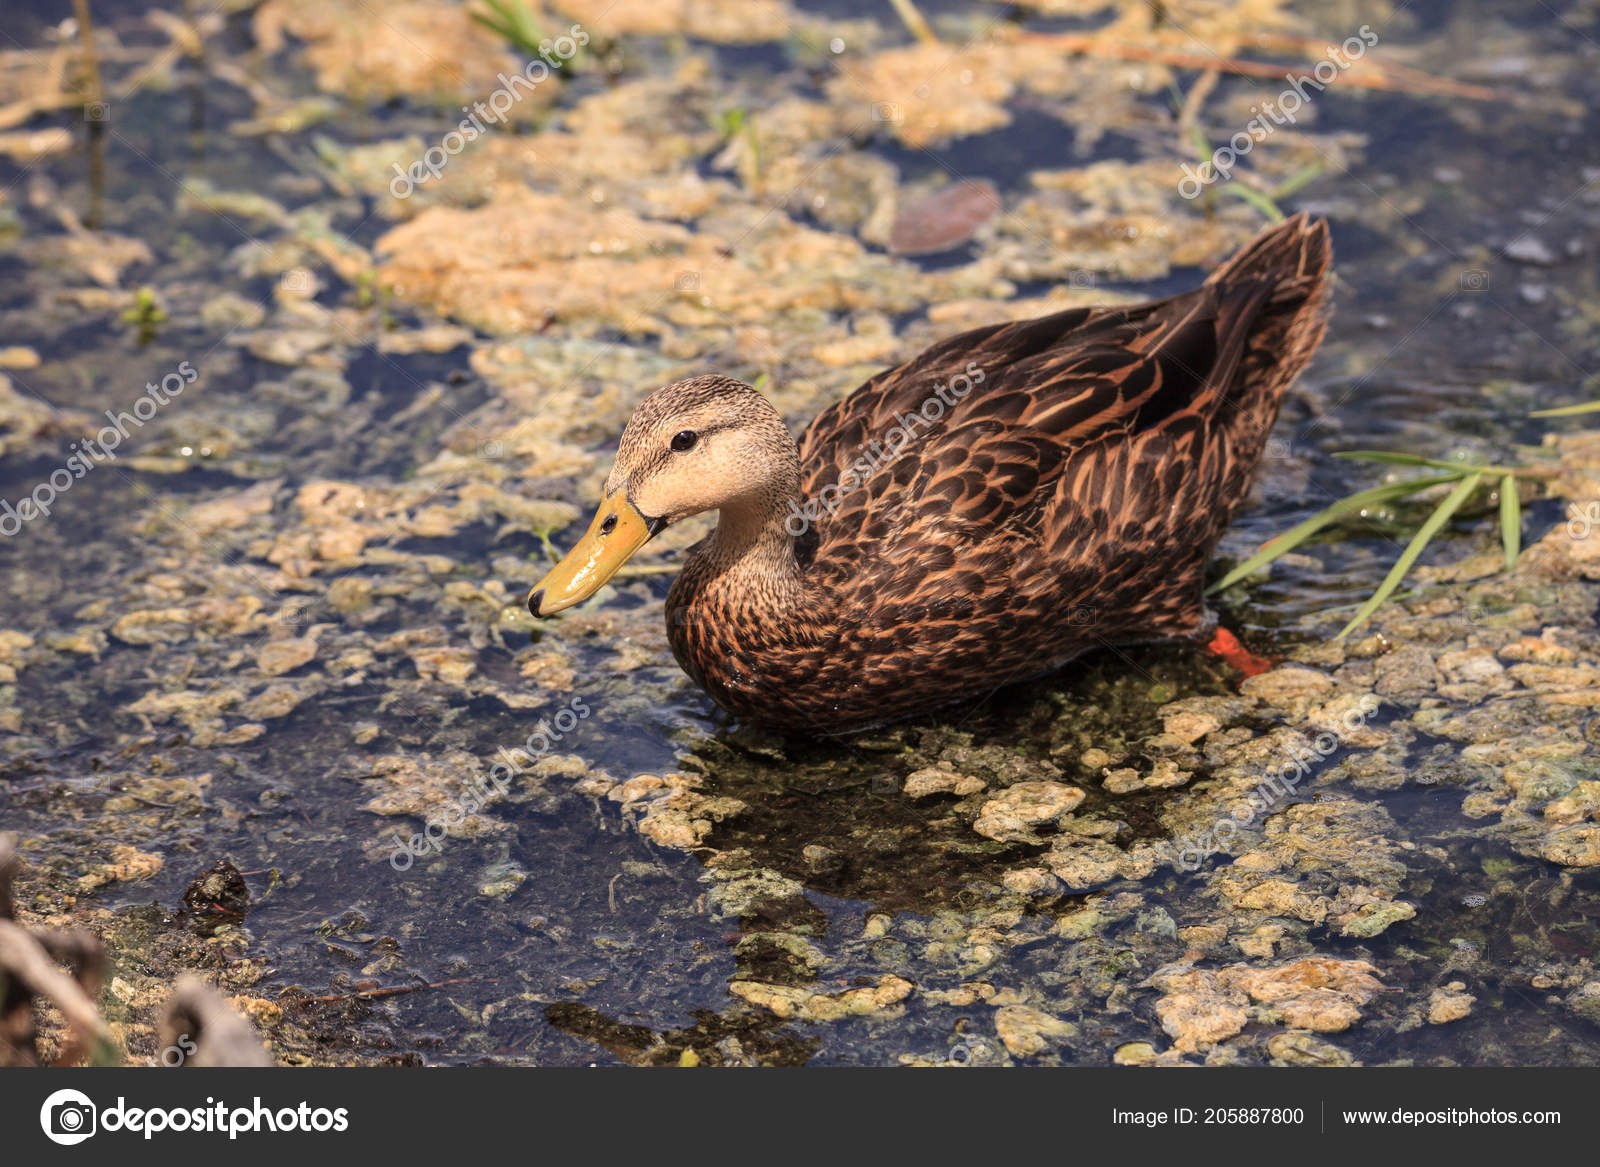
[1205,626,1277,678]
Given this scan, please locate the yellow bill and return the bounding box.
[527,492,663,617]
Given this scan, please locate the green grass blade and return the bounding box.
[1530,400,1600,418]
[470,10,508,39]
[511,3,545,48]
[1334,450,1494,472]
[474,0,511,28]
[1334,450,1446,467]
[1271,162,1325,200]
[1208,472,1466,593]
[1182,120,1282,221]
[1336,472,1484,639]
[1499,473,1520,569]
[1219,182,1286,223]
[471,0,544,55]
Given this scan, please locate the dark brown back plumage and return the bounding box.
[667,214,1331,731]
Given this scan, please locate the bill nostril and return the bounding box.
[600,514,618,536]
[527,589,545,617]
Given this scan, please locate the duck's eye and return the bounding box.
[670,430,698,452]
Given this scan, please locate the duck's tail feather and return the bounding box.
[1204,213,1333,518]
[1205,211,1332,296]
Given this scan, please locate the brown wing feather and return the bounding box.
[805,216,1324,675]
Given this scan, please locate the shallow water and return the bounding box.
[2,0,1599,1066]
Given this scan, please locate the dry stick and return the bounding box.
[71,0,107,227]
[1235,28,1485,79]
[0,921,116,1056]
[71,0,104,105]
[0,840,115,1065]
[30,929,106,1003]
[160,975,274,1067]
[1004,31,1499,102]
[1239,35,1504,102]
[0,839,16,920]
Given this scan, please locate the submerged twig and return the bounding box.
[293,976,491,1006]
[1005,29,1499,102]
[71,0,103,108]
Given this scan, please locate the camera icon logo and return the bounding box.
[948,1038,997,1065]
[40,1088,97,1145]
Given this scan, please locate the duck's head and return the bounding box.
[527,375,798,617]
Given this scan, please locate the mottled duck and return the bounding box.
[528,213,1332,732]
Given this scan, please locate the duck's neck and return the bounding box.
[706,495,801,585]
[679,451,808,628]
